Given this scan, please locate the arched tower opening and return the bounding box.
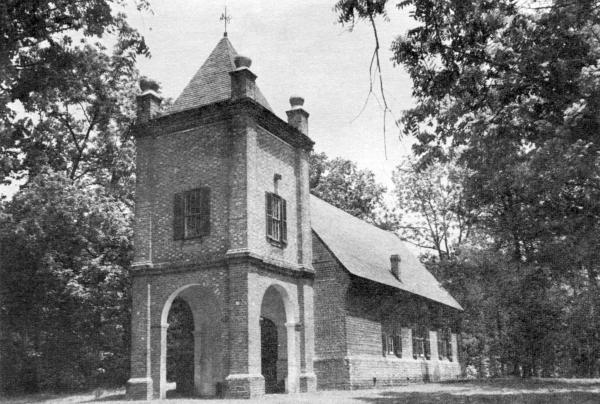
[166,298,194,397]
[260,284,295,393]
[160,284,223,398]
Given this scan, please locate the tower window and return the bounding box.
[173,188,210,240]
[265,192,287,247]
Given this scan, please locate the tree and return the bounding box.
[0,1,150,392]
[0,0,149,112]
[309,151,387,223]
[336,0,600,376]
[392,158,473,260]
[0,170,133,391]
[0,0,149,187]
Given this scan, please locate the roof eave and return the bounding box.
[311,228,463,312]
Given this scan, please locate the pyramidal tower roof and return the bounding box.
[169,35,272,113]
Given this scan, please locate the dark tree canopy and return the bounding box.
[0,0,150,393]
[337,0,600,377]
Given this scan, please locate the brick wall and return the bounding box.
[130,99,315,398]
[312,235,461,390]
[133,108,311,271]
[247,126,298,264]
[134,120,233,265]
[344,280,461,387]
[312,235,351,389]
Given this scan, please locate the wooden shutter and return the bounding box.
[266,192,272,238]
[424,331,431,360]
[199,187,210,236]
[412,331,417,359]
[394,334,402,357]
[447,335,453,362]
[438,332,444,360]
[382,333,387,356]
[173,192,184,240]
[281,198,287,244]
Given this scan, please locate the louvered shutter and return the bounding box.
[394,334,402,357]
[281,198,287,244]
[412,331,417,359]
[199,187,210,236]
[173,192,185,240]
[438,333,444,360]
[425,331,431,360]
[382,333,387,356]
[447,335,453,362]
[266,192,272,238]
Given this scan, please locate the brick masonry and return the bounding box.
[128,96,316,400]
[312,235,461,390]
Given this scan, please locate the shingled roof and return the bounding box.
[169,35,272,114]
[311,195,463,311]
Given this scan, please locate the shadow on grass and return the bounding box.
[354,391,600,404]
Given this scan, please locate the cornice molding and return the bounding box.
[130,250,314,280]
[133,98,314,151]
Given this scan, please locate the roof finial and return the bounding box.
[220,6,232,37]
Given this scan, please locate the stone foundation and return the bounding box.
[348,356,461,389]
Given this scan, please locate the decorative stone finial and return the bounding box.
[289,96,305,109]
[234,55,252,69]
[139,77,160,93]
[286,95,309,134]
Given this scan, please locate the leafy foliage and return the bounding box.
[309,151,387,223]
[338,0,600,377]
[0,0,148,187]
[0,0,149,393]
[0,171,133,391]
[392,158,473,259]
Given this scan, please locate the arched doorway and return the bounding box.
[160,285,223,398]
[166,298,194,397]
[260,317,279,393]
[260,285,294,394]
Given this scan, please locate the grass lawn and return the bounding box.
[2,378,600,403]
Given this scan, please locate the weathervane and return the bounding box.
[220,6,232,37]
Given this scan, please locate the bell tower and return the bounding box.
[126,35,316,399]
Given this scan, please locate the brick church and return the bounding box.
[126,34,462,400]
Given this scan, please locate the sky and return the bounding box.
[125,0,418,189]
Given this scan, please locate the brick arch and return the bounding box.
[159,284,222,398]
[258,282,299,393]
[260,284,294,324]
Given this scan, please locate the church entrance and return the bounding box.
[166,298,195,397]
[260,285,290,394]
[159,285,223,399]
[260,317,279,393]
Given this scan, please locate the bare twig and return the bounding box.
[352,12,402,160]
